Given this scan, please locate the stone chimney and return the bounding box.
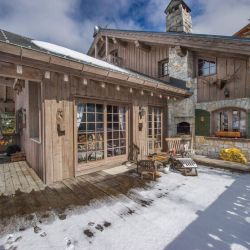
[165,0,192,33]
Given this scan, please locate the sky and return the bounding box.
[0,0,249,53]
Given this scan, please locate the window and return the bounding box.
[29,81,41,141]
[214,108,246,137]
[77,103,104,163]
[107,105,126,157]
[198,58,216,76]
[148,107,162,151]
[159,60,169,77]
[77,101,127,164]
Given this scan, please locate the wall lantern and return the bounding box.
[224,88,230,98]
[116,85,120,91]
[139,107,146,119]
[140,90,144,96]
[129,88,133,93]
[151,92,154,97]
[101,82,106,88]
[83,78,88,86]
[159,94,162,99]
[200,116,205,122]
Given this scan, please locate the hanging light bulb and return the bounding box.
[83,78,88,86]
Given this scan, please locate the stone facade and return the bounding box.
[195,136,250,161]
[166,2,192,33]
[196,98,250,112]
[168,47,196,136]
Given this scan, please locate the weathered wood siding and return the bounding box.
[106,43,169,79]
[15,81,43,179]
[43,73,168,184]
[197,56,249,102]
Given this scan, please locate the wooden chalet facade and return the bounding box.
[0,28,188,184]
[0,0,249,184]
[88,0,250,159]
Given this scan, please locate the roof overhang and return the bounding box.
[0,41,190,98]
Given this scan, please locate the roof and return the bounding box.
[0,28,189,95]
[234,23,250,38]
[165,0,191,14]
[88,28,250,56]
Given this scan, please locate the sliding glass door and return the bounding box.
[76,100,127,167]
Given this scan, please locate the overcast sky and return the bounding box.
[0,0,249,53]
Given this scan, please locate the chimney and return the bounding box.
[165,0,192,33]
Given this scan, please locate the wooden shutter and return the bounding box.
[247,110,250,139]
[195,109,210,136]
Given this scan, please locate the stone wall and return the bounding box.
[196,98,250,112]
[195,136,250,160]
[168,47,196,136]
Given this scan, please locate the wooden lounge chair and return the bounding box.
[137,160,157,180]
[165,137,198,176]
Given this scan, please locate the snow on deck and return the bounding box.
[1,166,250,250]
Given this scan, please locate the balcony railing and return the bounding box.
[102,55,123,67]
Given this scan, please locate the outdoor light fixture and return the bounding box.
[64,74,69,82]
[139,107,146,119]
[116,85,120,91]
[83,78,88,86]
[167,96,170,100]
[159,94,162,98]
[140,90,144,95]
[200,116,205,122]
[101,82,106,88]
[45,71,50,79]
[151,92,154,97]
[129,88,133,93]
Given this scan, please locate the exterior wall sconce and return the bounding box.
[140,90,144,95]
[116,85,120,91]
[139,107,146,119]
[224,88,230,98]
[151,92,154,97]
[129,88,133,93]
[83,78,88,86]
[101,82,106,88]
[200,116,205,122]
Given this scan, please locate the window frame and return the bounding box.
[158,59,169,77]
[197,57,217,77]
[147,106,163,153]
[75,98,129,170]
[212,107,247,137]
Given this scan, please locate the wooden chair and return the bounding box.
[165,137,198,176]
[137,160,157,180]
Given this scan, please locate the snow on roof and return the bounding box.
[32,40,131,75]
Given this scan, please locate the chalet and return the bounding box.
[0,0,249,184]
[88,0,250,160]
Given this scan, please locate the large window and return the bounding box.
[148,107,162,152]
[198,58,216,76]
[107,105,126,157]
[77,101,127,165]
[214,108,246,137]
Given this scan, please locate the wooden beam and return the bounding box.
[112,37,128,47]
[95,43,98,58]
[0,61,42,81]
[134,40,151,52]
[175,46,187,57]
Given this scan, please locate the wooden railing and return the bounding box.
[103,55,123,67]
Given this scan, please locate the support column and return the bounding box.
[105,36,109,58]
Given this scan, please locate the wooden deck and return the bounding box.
[0,161,152,235]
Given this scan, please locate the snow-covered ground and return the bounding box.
[1,166,250,250]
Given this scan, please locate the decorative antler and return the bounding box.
[200,64,242,89]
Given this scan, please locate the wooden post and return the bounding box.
[105,36,109,57]
[95,43,98,58]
